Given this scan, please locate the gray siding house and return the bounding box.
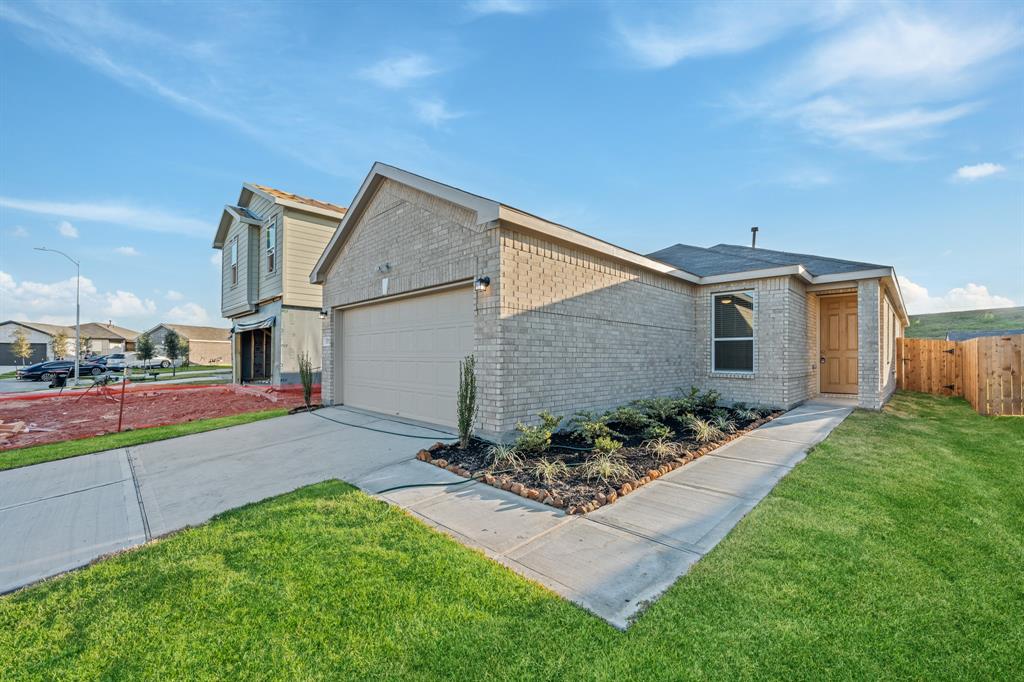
[213,183,346,385]
[311,163,908,439]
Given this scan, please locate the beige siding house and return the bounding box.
[143,323,231,365]
[0,320,138,364]
[311,163,909,440]
[213,183,345,384]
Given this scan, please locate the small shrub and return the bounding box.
[642,422,674,441]
[514,411,562,455]
[675,386,700,413]
[489,444,524,470]
[698,389,721,411]
[531,457,569,484]
[632,397,678,422]
[711,413,737,433]
[592,435,623,454]
[579,453,634,485]
[733,407,761,422]
[538,410,563,430]
[605,406,652,431]
[643,437,681,461]
[297,351,314,409]
[686,415,723,443]
[569,411,617,445]
[457,354,477,448]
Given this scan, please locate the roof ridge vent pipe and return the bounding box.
[751,226,759,249]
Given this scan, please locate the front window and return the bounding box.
[266,220,276,273]
[230,236,239,286]
[713,291,755,372]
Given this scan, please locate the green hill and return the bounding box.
[906,306,1024,339]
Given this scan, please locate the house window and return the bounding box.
[230,236,238,286]
[712,291,755,372]
[266,220,277,273]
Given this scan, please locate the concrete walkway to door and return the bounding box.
[356,398,855,628]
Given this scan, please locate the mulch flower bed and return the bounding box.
[416,396,782,514]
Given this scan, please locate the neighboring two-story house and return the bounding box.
[213,183,346,385]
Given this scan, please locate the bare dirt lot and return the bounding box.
[0,384,320,450]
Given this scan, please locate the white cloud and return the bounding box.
[210,252,221,268]
[9,226,29,238]
[466,0,540,16]
[165,289,185,301]
[167,302,211,325]
[412,98,466,127]
[0,196,208,237]
[114,245,140,256]
[106,290,156,317]
[58,220,79,238]
[615,3,849,69]
[898,276,1017,314]
[359,54,440,89]
[953,162,1006,181]
[0,269,158,326]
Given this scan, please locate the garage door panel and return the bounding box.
[341,287,473,427]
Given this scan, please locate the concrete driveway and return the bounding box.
[0,407,456,593]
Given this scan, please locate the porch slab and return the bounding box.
[507,518,701,629]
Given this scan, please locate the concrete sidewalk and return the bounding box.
[357,399,854,628]
[0,407,455,593]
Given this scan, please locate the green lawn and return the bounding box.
[0,409,288,471]
[1,393,1020,679]
[907,305,1024,338]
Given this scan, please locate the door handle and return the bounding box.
[820,356,826,365]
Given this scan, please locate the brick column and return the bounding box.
[857,279,882,409]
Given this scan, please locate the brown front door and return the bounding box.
[820,295,858,394]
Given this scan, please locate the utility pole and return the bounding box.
[35,247,81,385]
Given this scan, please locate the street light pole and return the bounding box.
[34,247,81,385]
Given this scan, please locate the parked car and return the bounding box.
[15,360,108,381]
[104,352,174,370]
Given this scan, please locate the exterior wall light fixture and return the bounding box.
[319,308,328,319]
[473,276,491,292]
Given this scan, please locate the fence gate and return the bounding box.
[898,335,1023,416]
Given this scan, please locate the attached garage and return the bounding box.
[337,286,474,426]
[0,342,47,365]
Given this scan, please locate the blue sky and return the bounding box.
[1,0,1021,331]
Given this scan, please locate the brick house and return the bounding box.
[142,323,231,366]
[311,163,908,440]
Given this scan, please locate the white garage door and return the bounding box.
[340,286,474,426]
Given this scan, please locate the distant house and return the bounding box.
[213,183,345,384]
[0,320,139,364]
[945,329,1024,342]
[143,323,231,365]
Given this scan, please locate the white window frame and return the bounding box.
[266,219,277,274]
[711,289,756,375]
[230,236,239,287]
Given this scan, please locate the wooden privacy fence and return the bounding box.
[897,335,1023,415]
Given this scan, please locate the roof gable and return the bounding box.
[214,184,346,248]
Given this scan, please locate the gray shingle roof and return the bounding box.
[647,243,888,278]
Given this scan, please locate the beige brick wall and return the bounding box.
[694,276,811,409]
[319,178,503,432]
[492,228,696,435]
[857,278,883,409]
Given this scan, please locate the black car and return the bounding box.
[15,360,107,381]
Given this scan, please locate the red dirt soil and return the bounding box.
[0,384,320,450]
